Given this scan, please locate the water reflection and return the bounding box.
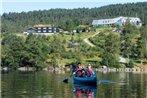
[74,83,97,98]
[2,71,147,98]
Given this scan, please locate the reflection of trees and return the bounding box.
[1,71,74,98]
[119,73,147,98]
[2,72,147,98]
[97,72,147,98]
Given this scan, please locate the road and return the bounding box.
[83,32,100,47]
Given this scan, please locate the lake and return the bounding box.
[1,71,147,98]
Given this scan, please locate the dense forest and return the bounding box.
[1,2,147,33]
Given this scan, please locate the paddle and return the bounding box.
[63,78,69,83]
[63,64,76,83]
[63,74,73,83]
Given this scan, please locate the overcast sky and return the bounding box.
[1,0,147,14]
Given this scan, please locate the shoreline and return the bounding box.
[2,67,147,73]
[94,68,147,73]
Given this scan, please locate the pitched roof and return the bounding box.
[33,24,52,28]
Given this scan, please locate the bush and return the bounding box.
[127,59,134,68]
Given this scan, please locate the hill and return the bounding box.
[2,25,147,69]
[1,2,147,69]
[1,2,147,33]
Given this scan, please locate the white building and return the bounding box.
[92,16,142,27]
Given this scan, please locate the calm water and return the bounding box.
[1,71,147,98]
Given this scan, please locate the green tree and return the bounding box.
[121,34,133,58]
[101,34,120,67]
[1,34,25,69]
[23,34,49,69]
[137,25,147,59]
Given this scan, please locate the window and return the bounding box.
[49,30,52,33]
[38,30,41,33]
[43,30,46,33]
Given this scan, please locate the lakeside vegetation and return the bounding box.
[89,24,147,68]
[1,2,147,70]
[1,24,147,70]
[1,32,99,70]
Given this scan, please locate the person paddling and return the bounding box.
[86,64,94,77]
[76,63,84,77]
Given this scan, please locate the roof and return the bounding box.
[33,24,53,28]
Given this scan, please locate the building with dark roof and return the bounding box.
[25,24,62,35]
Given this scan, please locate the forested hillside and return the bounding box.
[1,2,147,70]
[1,2,147,33]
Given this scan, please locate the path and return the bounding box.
[83,32,100,47]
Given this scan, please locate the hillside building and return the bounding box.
[25,24,62,35]
[92,16,142,27]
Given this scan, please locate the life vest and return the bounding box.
[87,68,92,77]
[77,68,82,76]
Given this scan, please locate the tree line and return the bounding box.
[2,24,146,69]
[1,33,96,70]
[1,2,147,33]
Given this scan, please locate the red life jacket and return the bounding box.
[87,68,92,77]
[77,68,82,76]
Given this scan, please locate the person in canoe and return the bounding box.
[85,64,94,77]
[75,63,85,77]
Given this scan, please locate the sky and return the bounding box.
[1,0,147,14]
